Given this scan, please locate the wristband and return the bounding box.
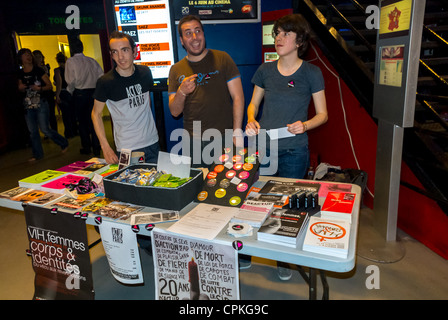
[178,88,187,96]
[303,122,308,132]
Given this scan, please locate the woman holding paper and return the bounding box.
[245,14,328,179]
[244,14,328,281]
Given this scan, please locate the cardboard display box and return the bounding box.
[103,164,203,211]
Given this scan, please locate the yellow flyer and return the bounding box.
[379,0,412,37]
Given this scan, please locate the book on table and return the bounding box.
[18,170,67,189]
[257,207,315,248]
[302,216,350,259]
[320,192,356,223]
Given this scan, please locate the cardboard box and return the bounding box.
[103,164,203,211]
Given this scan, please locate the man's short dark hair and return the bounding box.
[109,30,136,50]
[70,38,84,55]
[178,15,203,37]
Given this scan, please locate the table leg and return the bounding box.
[309,268,317,300]
[296,266,329,300]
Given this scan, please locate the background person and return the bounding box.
[17,48,68,161]
[54,52,77,139]
[65,38,103,156]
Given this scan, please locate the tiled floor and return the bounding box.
[1,117,448,300]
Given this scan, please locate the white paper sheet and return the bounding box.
[267,127,295,140]
[167,203,238,240]
[157,151,191,179]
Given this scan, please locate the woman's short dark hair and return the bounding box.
[273,14,312,57]
[178,15,203,37]
[109,30,136,50]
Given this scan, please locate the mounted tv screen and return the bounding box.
[173,0,260,24]
[112,0,178,90]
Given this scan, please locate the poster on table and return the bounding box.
[152,229,239,300]
[24,205,94,300]
[98,219,144,284]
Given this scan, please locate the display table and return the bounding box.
[0,176,361,300]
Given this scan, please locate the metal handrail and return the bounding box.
[325,0,376,55]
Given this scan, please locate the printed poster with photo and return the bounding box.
[24,205,94,300]
[152,229,239,300]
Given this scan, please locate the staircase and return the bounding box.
[297,0,448,212]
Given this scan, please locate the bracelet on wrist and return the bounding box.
[303,122,308,132]
[178,88,187,97]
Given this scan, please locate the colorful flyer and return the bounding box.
[379,45,404,87]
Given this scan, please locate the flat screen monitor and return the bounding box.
[112,0,178,90]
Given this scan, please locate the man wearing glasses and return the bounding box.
[168,15,245,167]
[92,31,160,165]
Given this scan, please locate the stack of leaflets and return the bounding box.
[46,196,94,213]
[28,192,65,207]
[18,170,66,189]
[56,161,94,173]
[257,207,313,248]
[227,222,253,238]
[93,201,144,220]
[231,198,274,227]
[40,174,86,194]
[72,163,110,178]
[10,189,48,203]
[0,186,32,200]
[129,210,180,225]
[302,216,350,258]
[320,192,356,223]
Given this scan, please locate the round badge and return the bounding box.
[232,155,242,163]
[238,171,250,180]
[238,148,247,156]
[207,171,217,179]
[219,179,230,188]
[237,182,248,192]
[245,156,256,163]
[219,154,229,162]
[197,191,208,201]
[226,170,236,179]
[233,163,243,171]
[215,188,226,198]
[207,178,217,187]
[214,164,224,173]
[229,196,241,206]
[242,163,253,171]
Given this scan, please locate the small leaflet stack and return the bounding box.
[303,216,350,258]
[231,198,275,228]
[320,192,356,223]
